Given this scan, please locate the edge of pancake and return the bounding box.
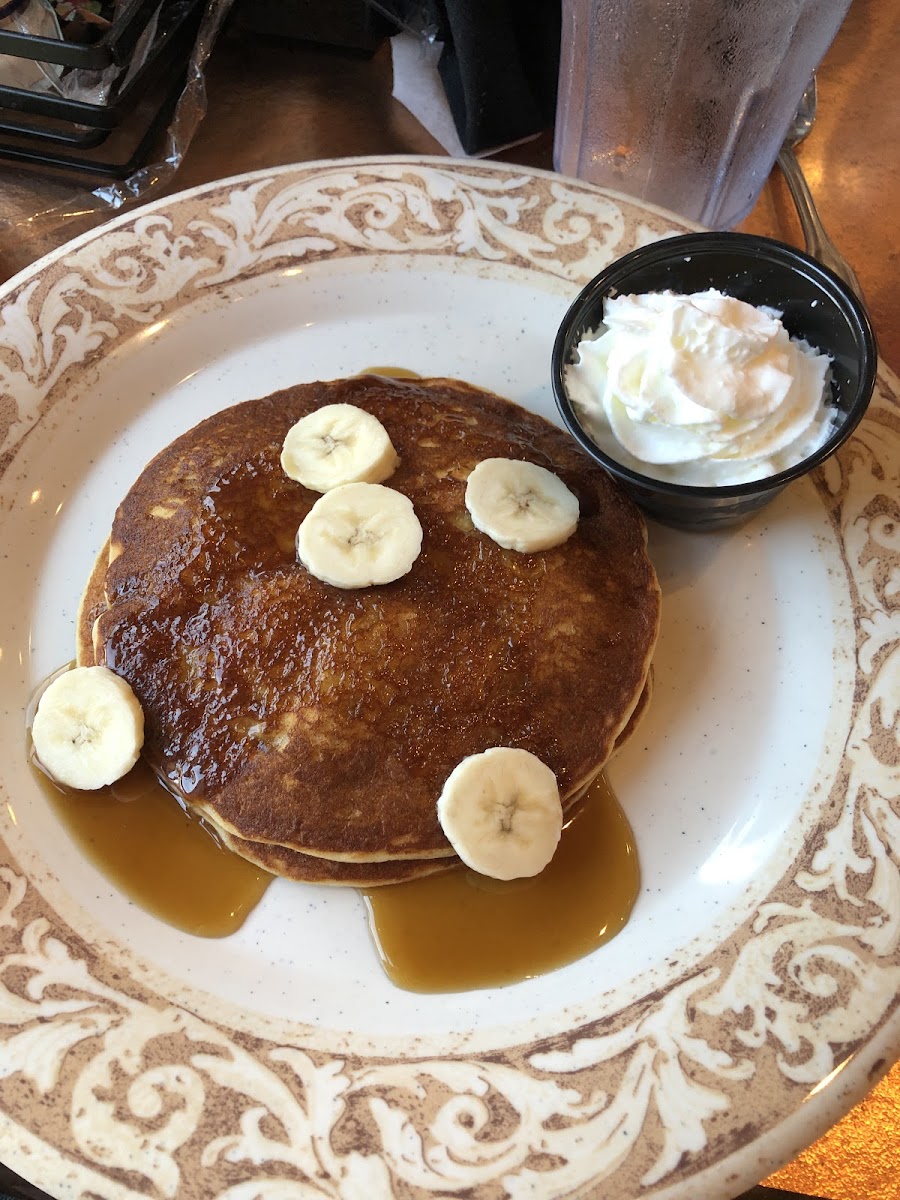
[76,539,110,668]
[214,821,457,886]
[185,768,603,862]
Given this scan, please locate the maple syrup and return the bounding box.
[32,759,271,938]
[364,774,639,992]
[33,741,638,984]
[359,366,421,378]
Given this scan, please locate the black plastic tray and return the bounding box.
[0,61,185,177]
[0,0,204,177]
[0,0,163,70]
[0,0,203,131]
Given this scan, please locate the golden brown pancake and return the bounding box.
[92,376,660,863]
[79,547,651,885]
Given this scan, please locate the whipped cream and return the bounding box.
[565,289,835,486]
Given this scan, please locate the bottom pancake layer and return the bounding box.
[212,820,456,887]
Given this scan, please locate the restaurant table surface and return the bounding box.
[0,2,897,1199]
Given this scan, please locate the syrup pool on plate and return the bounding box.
[32,758,272,938]
[31,718,640,989]
[364,774,639,992]
[357,365,421,378]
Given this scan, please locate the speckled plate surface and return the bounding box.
[0,157,898,1200]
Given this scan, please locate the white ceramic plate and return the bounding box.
[1,158,898,1200]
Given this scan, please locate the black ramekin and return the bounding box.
[551,232,877,530]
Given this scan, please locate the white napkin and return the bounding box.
[390,30,537,158]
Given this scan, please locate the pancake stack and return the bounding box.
[78,375,660,886]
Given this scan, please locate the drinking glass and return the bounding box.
[554,0,852,229]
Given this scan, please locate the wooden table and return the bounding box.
[0,4,897,1198]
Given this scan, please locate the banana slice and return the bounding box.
[296,481,423,589]
[31,665,144,791]
[465,458,579,552]
[437,747,563,880]
[281,403,399,492]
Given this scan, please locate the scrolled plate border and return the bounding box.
[0,157,898,1200]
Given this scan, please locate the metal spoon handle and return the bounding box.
[776,145,865,302]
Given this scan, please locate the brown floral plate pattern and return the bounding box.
[0,158,898,1200]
